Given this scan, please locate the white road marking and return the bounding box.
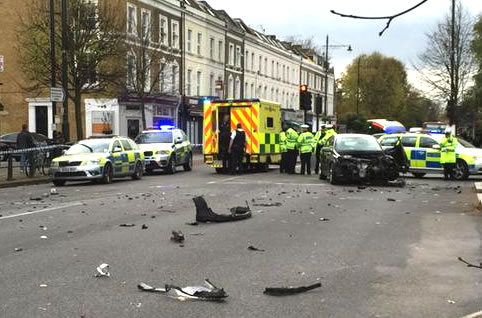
[207,176,241,184]
[0,202,83,221]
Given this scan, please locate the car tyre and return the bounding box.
[454,160,469,180]
[102,163,113,184]
[183,153,193,171]
[412,172,426,178]
[166,156,176,174]
[328,164,338,185]
[132,161,143,180]
[53,179,66,187]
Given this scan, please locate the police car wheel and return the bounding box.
[53,179,66,187]
[183,153,193,171]
[102,163,113,184]
[167,156,176,174]
[454,160,469,180]
[132,161,143,180]
[412,173,426,178]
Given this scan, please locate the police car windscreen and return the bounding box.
[335,136,382,153]
[135,132,172,144]
[66,140,110,154]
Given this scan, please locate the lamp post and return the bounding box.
[49,0,57,139]
[356,56,361,115]
[320,35,352,129]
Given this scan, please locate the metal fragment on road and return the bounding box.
[14,247,23,252]
[171,230,185,243]
[119,223,135,227]
[138,279,228,301]
[141,224,148,230]
[264,283,321,296]
[319,218,330,222]
[247,245,265,252]
[94,263,111,277]
[50,188,58,195]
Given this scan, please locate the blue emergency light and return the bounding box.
[160,125,175,131]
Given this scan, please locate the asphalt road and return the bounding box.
[0,164,481,318]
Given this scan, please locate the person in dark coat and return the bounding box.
[16,124,35,171]
[218,114,231,173]
[228,123,246,175]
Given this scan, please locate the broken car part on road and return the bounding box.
[171,230,185,243]
[138,279,228,301]
[94,263,111,277]
[458,257,482,269]
[264,283,322,296]
[193,196,252,223]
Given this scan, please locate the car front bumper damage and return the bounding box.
[50,165,103,181]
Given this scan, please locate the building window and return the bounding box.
[236,46,241,67]
[187,29,192,52]
[245,51,249,69]
[141,9,151,40]
[250,83,254,98]
[271,60,274,78]
[264,58,267,75]
[159,15,168,45]
[258,56,262,73]
[235,77,241,99]
[209,73,214,95]
[196,71,202,96]
[251,52,255,71]
[127,53,136,89]
[264,86,268,99]
[127,3,137,35]
[282,65,285,81]
[276,62,280,79]
[229,44,234,65]
[197,33,202,56]
[244,82,248,98]
[271,87,274,100]
[187,69,192,95]
[287,67,290,82]
[172,63,179,93]
[228,76,234,99]
[210,38,215,59]
[159,60,166,92]
[171,21,179,49]
[218,41,223,61]
[144,55,151,92]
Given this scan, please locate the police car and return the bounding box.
[50,137,144,186]
[378,132,482,180]
[135,126,193,174]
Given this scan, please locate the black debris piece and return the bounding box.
[193,196,251,223]
[253,202,282,207]
[458,257,482,269]
[138,279,228,301]
[248,245,265,252]
[142,224,148,230]
[30,196,42,201]
[264,283,322,296]
[358,186,366,190]
[171,230,185,243]
[120,223,135,227]
[186,222,199,226]
[387,198,397,202]
[14,247,23,252]
[319,218,330,222]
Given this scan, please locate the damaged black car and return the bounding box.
[319,134,404,185]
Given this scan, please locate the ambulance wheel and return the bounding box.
[183,153,193,171]
[53,179,66,187]
[215,168,224,174]
[412,173,426,178]
[102,163,113,184]
[258,163,269,172]
[132,161,143,180]
[454,160,469,180]
[166,156,176,174]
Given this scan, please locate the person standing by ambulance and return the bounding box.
[440,129,458,180]
[279,124,288,173]
[297,125,314,175]
[228,123,246,175]
[313,124,326,175]
[285,126,299,174]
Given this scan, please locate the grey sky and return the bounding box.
[206,0,482,91]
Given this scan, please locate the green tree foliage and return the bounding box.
[337,112,367,133]
[337,52,439,128]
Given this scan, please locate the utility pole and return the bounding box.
[356,57,361,115]
[49,0,57,139]
[323,35,329,119]
[61,0,70,141]
[180,0,186,131]
[449,0,456,126]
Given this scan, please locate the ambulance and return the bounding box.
[203,99,282,172]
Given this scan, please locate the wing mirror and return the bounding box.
[432,144,441,150]
[113,146,122,153]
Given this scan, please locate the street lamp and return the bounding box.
[319,35,352,130]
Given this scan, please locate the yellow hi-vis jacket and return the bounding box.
[318,128,337,147]
[279,131,287,153]
[440,136,457,164]
[297,131,315,153]
[286,128,299,150]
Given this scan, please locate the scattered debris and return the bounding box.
[171,230,185,243]
[458,257,482,269]
[186,222,199,226]
[50,188,58,195]
[193,196,252,223]
[40,235,48,239]
[30,196,42,201]
[138,279,228,301]
[141,224,148,230]
[387,198,397,202]
[94,263,111,277]
[264,283,321,296]
[319,218,330,222]
[253,202,282,207]
[189,233,204,236]
[120,224,136,227]
[447,299,456,304]
[39,284,48,288]
[14,247,23,252]
[247,245,265,252]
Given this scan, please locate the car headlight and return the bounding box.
[156,150,169,155]
[83,160,101,166]
[474,156,482,164]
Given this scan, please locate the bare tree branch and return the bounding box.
[331,0,430,36]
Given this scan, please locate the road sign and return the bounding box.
[0,56,4,72]
[50,87,65,102]
[215,80,223,91]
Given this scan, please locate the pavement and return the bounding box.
[0,163,481,318]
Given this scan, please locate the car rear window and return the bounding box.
[401,136,417,147]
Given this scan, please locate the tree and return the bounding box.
[122,15,180,130]
[17,0,127,140]
[414,0,475,125]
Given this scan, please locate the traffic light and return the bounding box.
[299,85,312,110]
[315,96,323,114]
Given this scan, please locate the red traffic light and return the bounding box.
[299,84,307,93]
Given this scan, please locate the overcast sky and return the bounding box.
[206,0,482,92]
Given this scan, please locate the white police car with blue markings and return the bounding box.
[135,126,193,174]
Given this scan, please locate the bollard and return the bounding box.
[7,154,13,181]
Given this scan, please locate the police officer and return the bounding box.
[219,114,231,173]
[228,123,246,175]
[16,124,35,172]
[297,125,314,175]
[440,129,458,180]
[318,124,337,178]
[285,126,299,174]
[279,124,288,173]
[313,124,326,174]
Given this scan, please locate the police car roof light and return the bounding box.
[160,125,175,131]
